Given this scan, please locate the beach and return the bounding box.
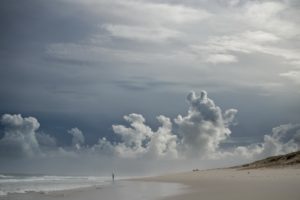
[1,167,300,200]
[140,167,300,200]
[0,179,185,200]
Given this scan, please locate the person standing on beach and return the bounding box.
[112,172,115,182]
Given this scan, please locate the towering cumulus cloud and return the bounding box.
[0,91,299,168]
[175,91,237,157]
[231,123,300,160]
[0,114,41,157]
[109,114,178,158]
[101,90,237,158]
[68,128,85,149]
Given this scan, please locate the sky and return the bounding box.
[0,0,300,175]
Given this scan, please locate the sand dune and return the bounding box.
[234,150,300,169]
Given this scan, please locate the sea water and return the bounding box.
[0,174,110,196]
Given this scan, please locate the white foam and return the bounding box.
[0,174,13,178]
[0,175,110,196]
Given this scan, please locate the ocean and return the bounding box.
[0,174,110,196]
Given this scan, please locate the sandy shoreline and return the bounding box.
[138,167,300,200]
[1,168,300,200]
[0,180,185,200]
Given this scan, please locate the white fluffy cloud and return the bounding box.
[147,116,178,159]
[261,123,300,156]
[113,114,152,152]
[175,91,237,157]
[0,114,41,157]
[71,90,300,161]
[68,127,85,149]
[108,114,178,158]
[0,91,299,164]
[223,123,300,160]
[95,91,237,159]
[0,115,84,158]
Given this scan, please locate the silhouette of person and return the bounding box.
[112,172,115,182]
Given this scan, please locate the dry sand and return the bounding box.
[139,167,300,200]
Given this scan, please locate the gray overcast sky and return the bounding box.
[0,0,300,175]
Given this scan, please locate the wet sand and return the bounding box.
[0,180,185,200]
[2,168,300,200]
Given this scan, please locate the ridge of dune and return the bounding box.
[233,151,300,170]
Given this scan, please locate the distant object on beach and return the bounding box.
[112,172,115,182]
[234,150,300,169]
[192,168,199,172]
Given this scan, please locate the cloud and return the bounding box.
[193,30,300,65]
[147,116,178,159]
[223,123,300,160]
[175,91,237,157]
[1,91,299,163]
[102,24,181,42]
[91,137,116,156]
[0,114,60,158]
[205,53,238,64]
[280,70,300,85]
[112,114,152,156]
[97,1,211,42]
[260,124,299,157]
[133,1,211,24]
[109,114,178,159]
[41,0,300,97]
[0,114,41,158]
[113,77,176,91]
[95,91,237,159]
[88,0,212,25]
[68,127,85,149]
[149,115,178,158]
[44,0,211,65]
[244,1,298,38]
[0,91,299,174]
[188,1,300,66]
[241,30,280,43]
[96,91,299,160]
[36,132,57,147]
[46,42,183,65]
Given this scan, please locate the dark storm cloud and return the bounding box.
[0,0,105,116]
[0,0,299,174]
[0,0,97,46]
